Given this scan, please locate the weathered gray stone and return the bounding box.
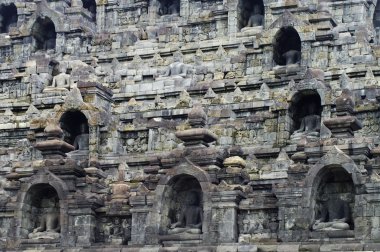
[1,0,380,250]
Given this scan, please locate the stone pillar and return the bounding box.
[148,0,158,25]
[68,199,101,246]
[73,213,96,246]
[67,204,98,246]
[96,4,106,32]
[210,191,244,243]
[89,125,99,166]
[227,0,238,38]
[180,0,189,18]
[130,194,153,245]
[55,32,65,55]
[274,186,307,242]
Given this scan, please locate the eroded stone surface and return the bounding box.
[0,0,380,251]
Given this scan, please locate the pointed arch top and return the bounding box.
[158,157,213,190]
[305,146,365,187]
[17,171,69,204]
[19,1,67,36]
[268,10,309,30]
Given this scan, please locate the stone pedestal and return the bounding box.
[35,139,75,159]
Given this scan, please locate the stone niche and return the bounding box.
[20,184,61,241]
[31,17,57,52]
[374,1,380,29]
[311,166,355,234]
[82,0,97,22]
[59,110,89,154]
[374,0,380,43]
[238,0,264,30]
[159,175,203,241]
[289,91,322,143]
[157,0,180,16]
[273,26,301,66]
[0,3,17,34]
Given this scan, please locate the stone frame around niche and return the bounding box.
[0,3,18,34]
[144,160,213,245]
[284,73,331,145]
[287,90,323,140]
[259,10,315,72]
[301,147,365,240]
[13,172,70,247]
[51,87,105,167]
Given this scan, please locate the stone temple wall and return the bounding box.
[1,0,380,251]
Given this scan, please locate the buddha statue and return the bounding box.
[51,66,71,89]
[73,123,89,151]
[168,191,202,235]
[291,104,321,140]
[28,197,60,239]
[167,1,179,15]
[312,194,351,231]
[245,4,264,27]
[44,29,56,50]
[0,14,3,33]
[161,52,188,78]
[282,50,301,65]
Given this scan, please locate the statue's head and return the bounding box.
[41,197,58,209]
[252,4,262,15]
[307,103,318,115]
[59,65,67,74]
[318,193,329,202]
[79,122,88,134]
[173,51,183,63]
[186,191,199,206]
[47,29,55,38]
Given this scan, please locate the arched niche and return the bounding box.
[374,1,380,27]
[311,165,355,231]
[160,174,203,235]
[59,110,89,150]
[157,0,180,16]
[31,17,57,51]
[374,0,380,43]
[0,4,17,33]
[273,26,301,66]
[20,184,60,239]
[82,0,96,22]
[238,0,264,30]
[289,90,322,135]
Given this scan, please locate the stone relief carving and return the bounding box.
[96,217,131,244]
